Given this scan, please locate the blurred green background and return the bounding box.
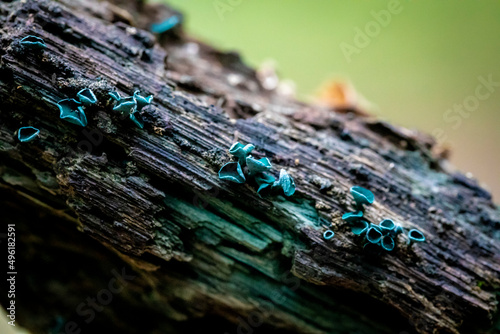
[162,0,500,201]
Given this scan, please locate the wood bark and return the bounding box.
[0,0,499,333]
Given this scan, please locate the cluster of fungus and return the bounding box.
[324,186,425,252]
[108,90,153,129]
[218,142,296,197]
[16,34,153,142]
[55,89,151,130]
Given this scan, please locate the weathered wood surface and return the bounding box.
[0,0,499,333]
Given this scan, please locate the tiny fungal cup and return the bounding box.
[20,35,46,50]
[381,235,395,251]
[379,219,396,232]
[108,91,121,101]
[133,91,153,111]
[77,88,98,105]
[323,230,335,240]
[113,96,136,116]
[390,224,404,237]
[218,162,246,184]
[366,226,383,244]
[17,126,40,142]
[351,219,369,235]
[255,172,275,195]
[130,111,144,129]
[57,99,87,127]
[150,15,181,34]
[342,211,363,223]
[407,229,425,245]
[273,169,296,197]
[246,156,272,175]
[229,142,255,166]
[350,186,374,208]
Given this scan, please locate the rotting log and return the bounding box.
[0,0,499,333]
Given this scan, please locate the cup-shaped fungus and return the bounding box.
[130,111,144,129]
[342,211,363,223]
[390,224,404,237]
[273,169,296,197]
[77,88,98,105]
[229,142,255,166]
[133,91,153,111]
[20,35,46,50]
[323,230,335,240]
[150,15,181,34]
[350,186,374,208]
[407,229,425,245]
[379,219,396,233]
[351,219,370,236]
[366,226,383,244]
[218,162,246,184]
[113,96,136,116]
[17,127,40,142]
[246,156,272,176]
[57,99,87,127]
